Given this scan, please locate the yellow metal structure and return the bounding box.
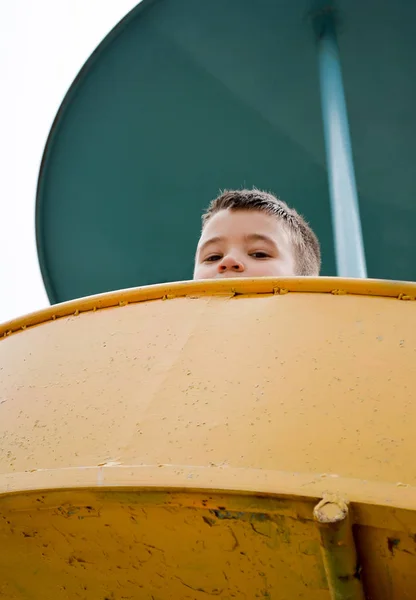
[1,277,416,599]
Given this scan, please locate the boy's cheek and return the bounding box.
[193,264,206,280]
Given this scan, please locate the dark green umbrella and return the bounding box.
[36,0,416,303]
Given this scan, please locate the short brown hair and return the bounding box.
[202,189,321,276]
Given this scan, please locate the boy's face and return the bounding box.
[194,209,296,279]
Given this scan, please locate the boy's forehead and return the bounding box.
[198,208,286,244]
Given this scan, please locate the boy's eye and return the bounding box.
[204,254,222,262]
[250,251,270,259]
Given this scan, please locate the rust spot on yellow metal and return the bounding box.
[387,537,400,555]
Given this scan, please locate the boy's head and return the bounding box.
[193,189,321,280]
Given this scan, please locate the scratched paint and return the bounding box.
[0,489,416,598]
[0,490,330,599]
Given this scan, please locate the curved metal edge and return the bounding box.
[1,276,415,337]
[1,465,416,531]
[35,0,159,305]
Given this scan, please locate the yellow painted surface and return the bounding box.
[1,490,328,599]
[1,277,416,598]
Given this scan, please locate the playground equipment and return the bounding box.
[1,278,416,598]
[2,0,416,598]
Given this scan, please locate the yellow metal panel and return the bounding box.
[1,278,415,484]
[0,490,329,600]
[1,277,416,598]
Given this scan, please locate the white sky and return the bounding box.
[0,0,139,324]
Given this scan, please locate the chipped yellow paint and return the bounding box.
[1,277,416,598]
[0,490,327,599]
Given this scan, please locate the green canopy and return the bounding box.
[36,0,416,303]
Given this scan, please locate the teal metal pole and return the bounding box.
[315,12,367,278]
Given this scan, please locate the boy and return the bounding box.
[193,189,321,279]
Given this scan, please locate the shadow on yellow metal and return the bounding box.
[1,277,416,599]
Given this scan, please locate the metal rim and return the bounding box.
[1,276,415,337]
[1,465,416,521]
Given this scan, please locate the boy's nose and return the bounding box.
[217,255,245,273]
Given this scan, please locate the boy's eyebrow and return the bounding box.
[198,236,224,254]
[244,233,276,245]
[198,233,276,255]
